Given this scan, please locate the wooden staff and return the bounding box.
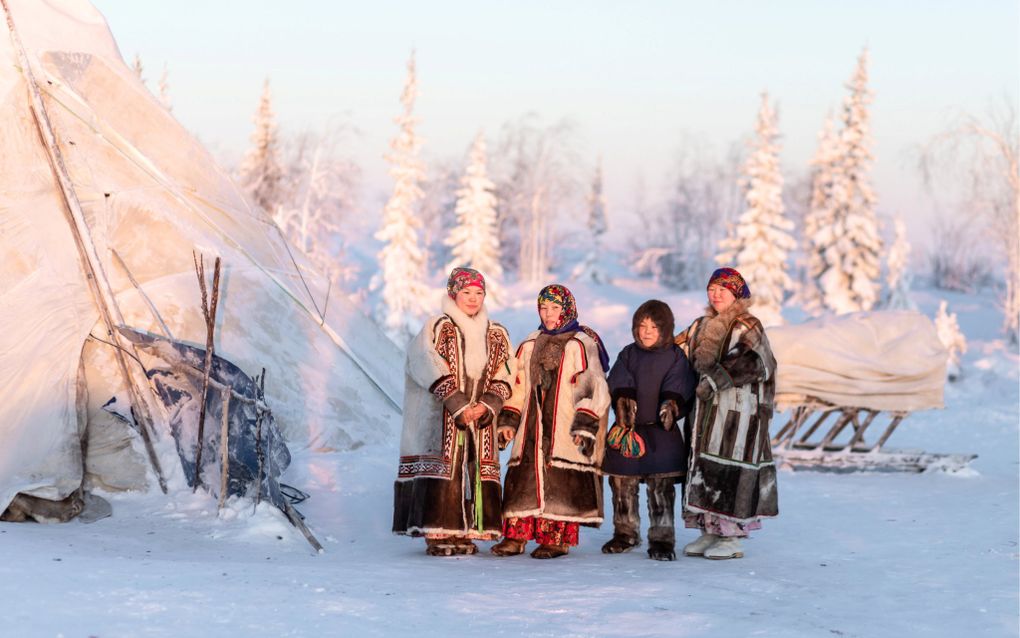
[192,253,221,491]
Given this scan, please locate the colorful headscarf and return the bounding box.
[536,284,610,372]
[536,284,577,330]
[707,267,751,299]
[447,267,486,299]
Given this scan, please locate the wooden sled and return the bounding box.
[770,397,976,473]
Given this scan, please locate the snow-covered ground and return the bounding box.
[1,283,1017,638]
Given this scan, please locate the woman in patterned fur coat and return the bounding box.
[392,268,515,556]
[491,284,611,559]
[675,267,779,560]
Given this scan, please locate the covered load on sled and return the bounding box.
[767,311,975,472]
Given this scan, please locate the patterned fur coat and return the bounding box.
[499,329,611,524]
[675,298,779,524]
[392,297,514,538]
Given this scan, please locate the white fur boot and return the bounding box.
[682,532,719,557]
[703,536,744,560]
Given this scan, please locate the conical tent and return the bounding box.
[0,0,402,513]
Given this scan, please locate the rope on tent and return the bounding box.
[1,0,168,493]
[38,77,400,413]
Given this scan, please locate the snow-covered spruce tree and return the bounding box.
[817,49,883,314]
[934,300,967,381]
[716,92,794,326]
[800,114,840,314]
[572,159,611,284]
[884,216,916,310]
[445,132,503,304]
[375,52,430,342]
[239,78,285,215]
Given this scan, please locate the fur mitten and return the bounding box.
[570,411,599,457]
[615,396,637,429]
[658,399,680,431]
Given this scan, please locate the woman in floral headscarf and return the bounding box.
[392,268,515,556]
[491,284,611,559]
[674,267,779,560]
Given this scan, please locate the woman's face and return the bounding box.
[707,284,736,313]
[637,317,661,348]
[455,287,485,317]
[539,301,563,330]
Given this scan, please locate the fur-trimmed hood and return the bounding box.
[692,297,754,373]
[631,299,675,350]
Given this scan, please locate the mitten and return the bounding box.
[615,396,637,429]
[570,411,599,458]
[658,399,680,431]
[496,410,520,450]
[705,362,734,391]
[575,436,595,457]
[695,378,715,402]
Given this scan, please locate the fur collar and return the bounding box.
[531,331,574,390]
[441,295,490,382]
[692,297,753,373]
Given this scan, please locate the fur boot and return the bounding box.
[602,475,640,553]
[491,537,527,556]
[531,544,569,559]
[645,477,677,561]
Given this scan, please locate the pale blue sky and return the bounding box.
[93,1,1017,240]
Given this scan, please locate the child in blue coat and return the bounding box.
[601,300,696,560]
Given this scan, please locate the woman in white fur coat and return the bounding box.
[392,268,515,556]
[491,284,611,559]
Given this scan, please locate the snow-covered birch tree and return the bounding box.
[716,92,794,326]
[375,52,430,342]
[816,49,883,314]
[921,97,1020,344]
[445,132,503,303]
[493,115,579,283]
[274,129,360,294]
[572,159,611,284]
[239,78,285,216]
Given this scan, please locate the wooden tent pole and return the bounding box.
[2,0,167,492]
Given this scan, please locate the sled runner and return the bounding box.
[767,312,976,473]
[770,397,976,472]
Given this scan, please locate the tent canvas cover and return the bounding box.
[0,0,402,515]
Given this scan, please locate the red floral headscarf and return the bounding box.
[447,267,486,299]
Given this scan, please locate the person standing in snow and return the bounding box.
[491,284,611,559]
[392,268,515,556]
[601,300,697,561]
[675,267,779,560]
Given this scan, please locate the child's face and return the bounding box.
[455,286,485,316]
[637,317,660,348]
[539,302,563,330]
